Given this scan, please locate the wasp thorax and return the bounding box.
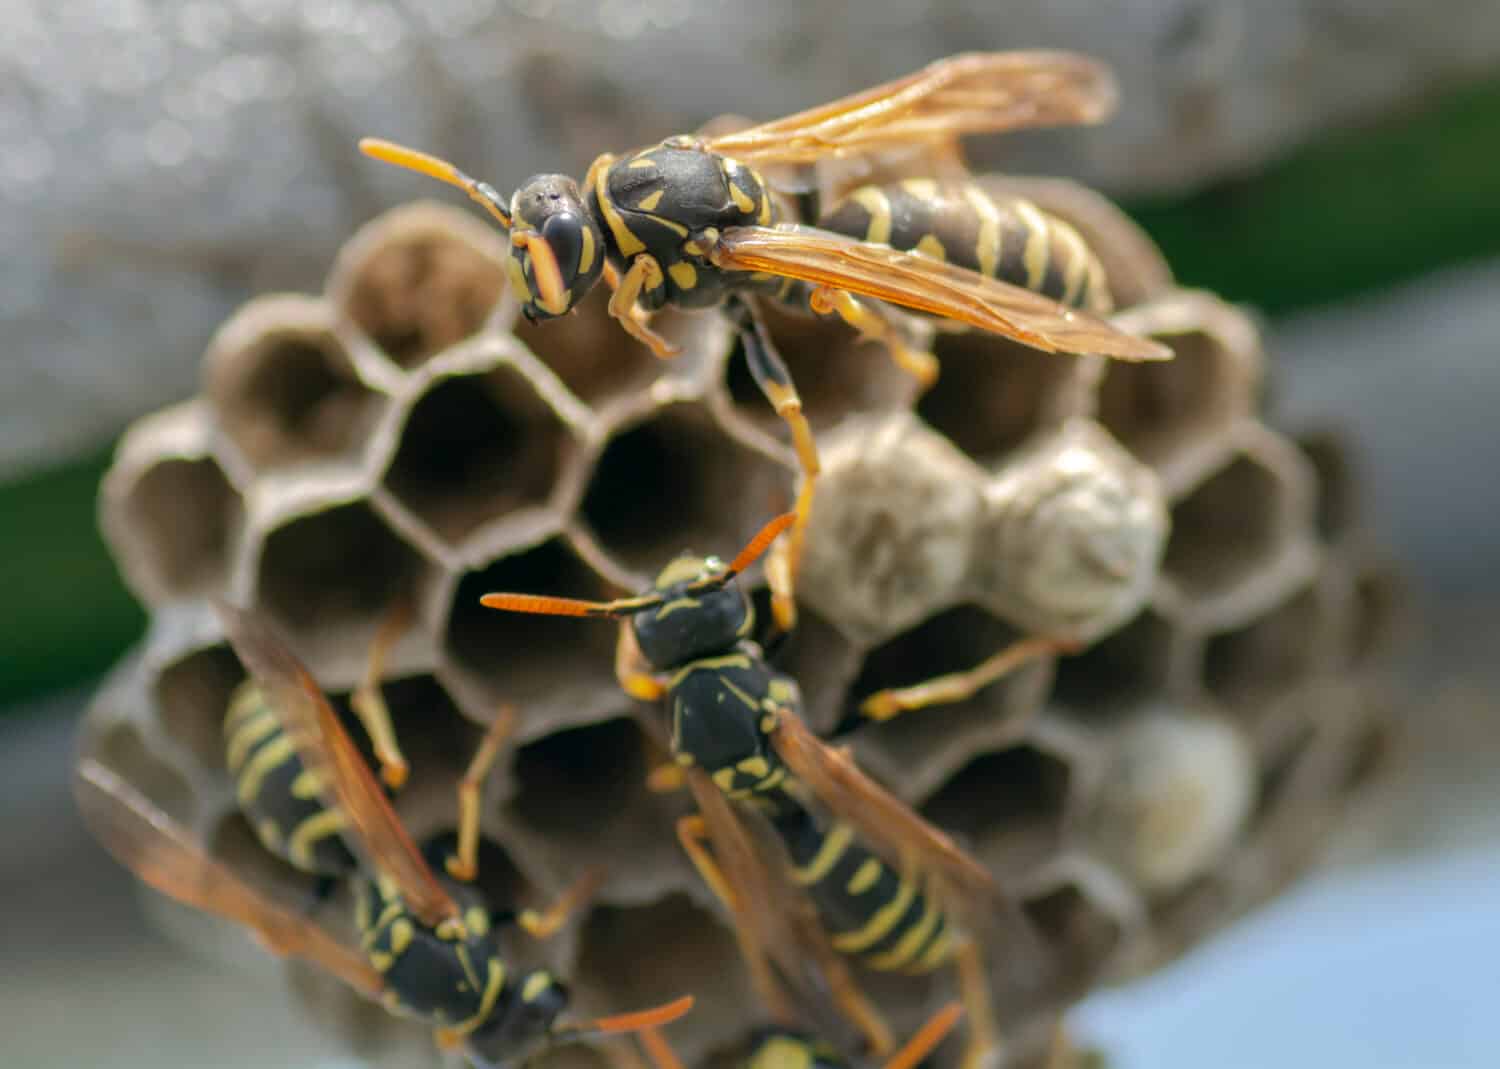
[632,557,751,668]
[508,174,604,321]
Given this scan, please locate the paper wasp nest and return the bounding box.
[88,166,1401,1068]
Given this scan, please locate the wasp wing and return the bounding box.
[703,52,1116,166]
[215,602,459,927]
[75,758,385,999]
[711,225,1172,362]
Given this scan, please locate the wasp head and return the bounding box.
[508,174,605,321]
[631,554,752,669]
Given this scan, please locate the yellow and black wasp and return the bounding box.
[479,514,1045,1069]
[76,605,694,1068]
[359,51,1172,632]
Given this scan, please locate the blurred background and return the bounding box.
[4,2,1498,1066]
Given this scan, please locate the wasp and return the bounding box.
[360,51,1172,633]
[480,514,1045,1069]
[76,606,694,1068]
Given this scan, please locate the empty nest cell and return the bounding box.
[383,364,577,545]
[1203,585,1324,714]
[206,303,383,469]
[572,894,755,1065]
[919,741,1072,874]
[1162,452,1291,607]
[917,334,1085,463]
[506,716,689,900]
[724,298,917,433]
[254,500,428,651]
[111,454,241,601]
[334,203,509,369]
[581,402,787,578]
[514,287,675,407]
[1052,609,1179,715]
[1096,323,1252,475]
[443,537,619,717]
[153,645,246,772]
[1020,880,1126,998]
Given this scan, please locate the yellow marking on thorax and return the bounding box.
[465,907,490,937]
[914,233,946,261]
[1013,199,1052,291]
[753,170,773,224]
[389,917,415,956]
[455,943,482,992]
[290,767,323,800]
[851,187,893,245]
[1055,220,1092,306]
[791,822,854,886]
[578,223,595,274]
[225,708,278,772]
[963,185,1002,278]
[521,971,553,1002]
[863,887,943,971]
[370,950,395,972]
[629,157,658,169]
[749,1036,814,1069]
[668,652,753,689]
[736,756,770,778]
[668,261,698,290]
[847,858,883,895]
[288,808,346,869]
[729,181,756,215]
[655,595,701,619]
[235,734,297,806]
[596,160,646,256]
[900,178,939,201]
[449,957,506,1034]
[638,189,665,212]
[830,871,918,953]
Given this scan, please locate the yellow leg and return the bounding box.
[956,940,1000,1069]
[675,815,797,1026]
[616,623,669,702]
[608,255,680,358]
[827,962,895,1057]
[859,636,1079,722]
[519,865,608,940]
[349,601,414,790]
[810,285,939,389]
[446,704,517,882]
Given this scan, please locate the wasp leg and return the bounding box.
[519,865,608,940]
[616,623,669,702]
[956,940,1000,1069]
[349,600,415,790]
[608,255,681,358]
[809,285,939,390]
[434,1026,465,1052]
[859,636,1078,722]
[675,815,797,1027]
[446,703,518,882]
[723,295,818,635]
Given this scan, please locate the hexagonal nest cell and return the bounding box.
[254,500,429,656]
[581,403,787,577]
[917,335,1085,464]
[112,455,242,600]
[207,305,384,470]
[724,298,918,433]
[1295,430,1359,546]
[383,364,577,545]
[1052,609,1178,715]
[153,645,245,771]
[84,719,197,830]
[920,743,1072,874]
[1204,585,1325,716]
[506,716,691,902]
[1020,881,1125,997]
[333,203,509,370]
[1162,453,1289,606]
[443,537,620,719]
[573,894,756,1063]
[514,287,678,407]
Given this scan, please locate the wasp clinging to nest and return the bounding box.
[360,51,1171,633]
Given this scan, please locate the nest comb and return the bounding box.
[87,149,1402,1069]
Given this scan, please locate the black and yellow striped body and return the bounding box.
[591,139,797,311]
[770,800,953,975]
[667,646,797,801]
[223,681,356,878]
[816,179,1112,314]
[355,874,568,1063]
[743,1030,848,1069]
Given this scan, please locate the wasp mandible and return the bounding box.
[360,51,1172,633]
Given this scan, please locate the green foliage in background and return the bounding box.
[4,76,1500,711]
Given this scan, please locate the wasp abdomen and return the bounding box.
[819,179,1112,313]
[770,800,952,975]
[223,681,356,878]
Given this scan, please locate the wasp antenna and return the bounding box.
[359,137,512,229]
[479,592,666,619]
[884,1002,963,1069]
[723,512,796,579]
[637,1027,688,1069]
[562,995,695,1040]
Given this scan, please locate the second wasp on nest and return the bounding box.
[85,49,1401,1069]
